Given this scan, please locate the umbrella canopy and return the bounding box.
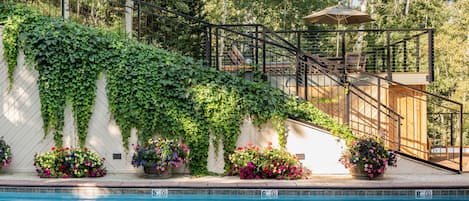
[303,5,374,25]
[303,5,374,57]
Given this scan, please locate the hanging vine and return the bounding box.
[1,4,354,175]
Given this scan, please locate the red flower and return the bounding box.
[51,146,56,151]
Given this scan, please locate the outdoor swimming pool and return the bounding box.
[0,189,468,201]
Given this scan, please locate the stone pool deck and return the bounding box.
[0,156,467,190]
[0,172,468,189]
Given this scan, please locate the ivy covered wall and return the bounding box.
[1,4,354,175]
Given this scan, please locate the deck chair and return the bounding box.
[225,45,252,72]
[345,52,367,72]
[226,45,292,73]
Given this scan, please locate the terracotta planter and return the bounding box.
[143,166,173,179]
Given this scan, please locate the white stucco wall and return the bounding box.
[222,118,348,175]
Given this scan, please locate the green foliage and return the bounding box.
[286,98,355,144]
[2,4,355,175]
[369,0,445,29]
[0,3,40,90]
[204,0,338,30]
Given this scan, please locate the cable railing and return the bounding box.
[11,0,465,172]
[295,52,463,172]
[276,29,434,81]
[296,53,402,150]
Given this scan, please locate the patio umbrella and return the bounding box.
[303,5,374,56]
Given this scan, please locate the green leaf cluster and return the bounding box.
[2,4,353,175]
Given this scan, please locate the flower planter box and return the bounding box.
[143,166,173,179]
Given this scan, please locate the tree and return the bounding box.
[204,0,338,30]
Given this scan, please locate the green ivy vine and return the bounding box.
[1,4,354,175]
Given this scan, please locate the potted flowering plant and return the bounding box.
[0,137,12,169]
[340,137,397,179]
[227,142,303,180]
[131,138,189,178]
[34,147,107,178]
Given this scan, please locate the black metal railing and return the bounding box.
[294,53,463,172]
[276,29,434,81]
[345,72,463,172]
[13,0,465,172]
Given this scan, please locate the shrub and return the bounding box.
[0,137,12,168]
[34,147,106,178]
[340,137,397,179]
[227,143,303,180]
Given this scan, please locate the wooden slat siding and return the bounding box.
[298,84,406,147]
[349,85,381,136]
[389,85,428,159]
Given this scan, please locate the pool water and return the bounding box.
[0,192,468,201]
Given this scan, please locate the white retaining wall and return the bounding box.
[0,27,347,174]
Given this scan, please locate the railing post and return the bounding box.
[373,50,378,72]
[262,27,266,75]
[136,0,141,41]
[207,25,212,67]
[255,26,259,67]
[341,31,346,80]
[428,29,434,81]
[397,116,401,151]
[304,55,308,101]
[392,45,397,71]
[342,31,350,125]
[345,84,350,125]
[386,31,392,80]
[215,27,219,70]
[296,55,300,97]
[459,105,464,173]
[450,113,454,146]
[378,78,381,132]
[403,40,407,72]
[416,35,420,72]
[203,25,207,66]
[296,32,301,98]
[381,49,386,72]
[297,31,301,51]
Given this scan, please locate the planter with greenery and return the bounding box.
[340,137,397,179]
[0,137,12,169]
[132,138,190,178]
[34,147,107,178]
[227,142,303,180]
